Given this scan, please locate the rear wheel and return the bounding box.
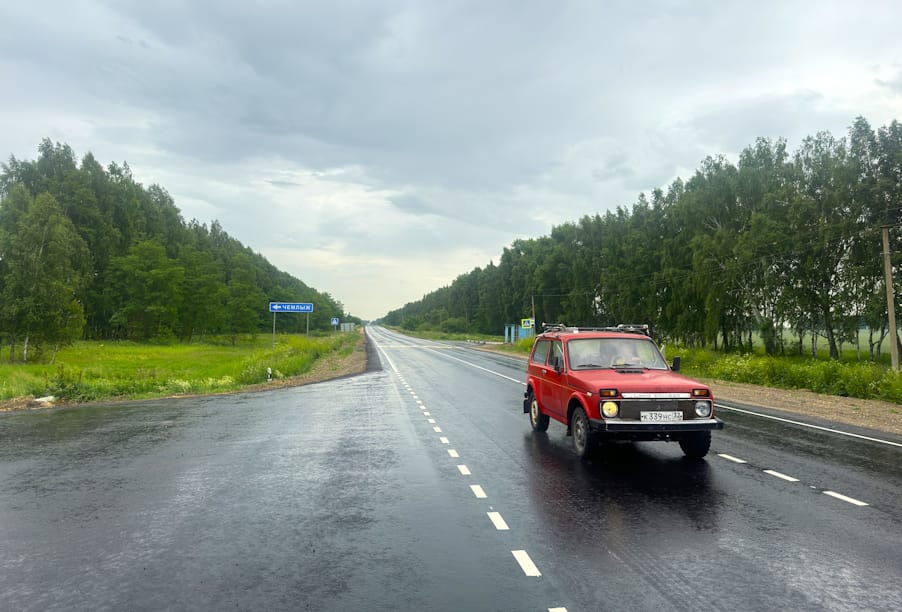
[571,407,593,458]
[528,391,549,432]
[679,431,712,458]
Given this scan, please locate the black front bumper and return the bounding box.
[590,417,724,433]
[588,417,724,442]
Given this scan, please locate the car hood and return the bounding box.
[569,368,711,396]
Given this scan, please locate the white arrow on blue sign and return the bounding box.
[269,302,313,313]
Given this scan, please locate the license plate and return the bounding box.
[640,411,683,422]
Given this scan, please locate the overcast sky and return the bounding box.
[2,1,900,319]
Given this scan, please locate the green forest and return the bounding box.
[384,117,902,362]
[0,139,354,362]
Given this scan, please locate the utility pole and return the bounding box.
[531,294,536,329]
[882,226,899,372]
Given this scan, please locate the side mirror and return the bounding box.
[671,356,681,372]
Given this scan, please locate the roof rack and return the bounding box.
[541,323,649,335]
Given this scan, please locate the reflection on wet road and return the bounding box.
[1,326,901,611]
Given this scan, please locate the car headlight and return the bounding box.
[601,401,619,418]
[694,401,712,418]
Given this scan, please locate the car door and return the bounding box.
[540,340,566,418]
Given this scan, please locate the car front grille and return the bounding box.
[618,399,698,420]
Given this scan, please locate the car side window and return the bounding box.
[532,339,551,364]
[550,341,564,369]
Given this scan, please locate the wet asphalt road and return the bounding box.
[2,326,901,611]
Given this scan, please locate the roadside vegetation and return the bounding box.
[0,140,357,361]
[0,332,359,405]
[382,117,901,366]
[670,344,902,403]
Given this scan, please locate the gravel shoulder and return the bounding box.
[703,379,902,437]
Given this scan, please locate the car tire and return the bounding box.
[528,391,550,432]
[571,407,593,458]
[679,431,711,458]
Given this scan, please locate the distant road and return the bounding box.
[1,325,900,611]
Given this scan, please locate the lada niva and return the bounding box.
[523,324,723,458]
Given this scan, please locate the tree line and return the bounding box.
[0,139,353,362]
[383,117,902,361]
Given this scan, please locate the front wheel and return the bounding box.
[571,407,594,458]
[679,431,712,458]
[528,391,549,432]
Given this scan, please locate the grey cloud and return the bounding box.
[266,179,302,188]
[876,69,902,93]
[3,0,901,318]
[682,90,849,156]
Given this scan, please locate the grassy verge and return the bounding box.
[0,332,361,404]
[670,345,902,404]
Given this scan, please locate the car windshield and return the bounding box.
[567,338,668,370]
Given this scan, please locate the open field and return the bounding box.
[0,331,364,408]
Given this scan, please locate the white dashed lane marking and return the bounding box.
[377,340,562,611]
[511,550,541,577]
[764,469,800,482]
[717,454,871,508]
[718,453,747,464]
[487,511,509,530]
[824,491,869,506]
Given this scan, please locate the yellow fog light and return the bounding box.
[601,401,619,418]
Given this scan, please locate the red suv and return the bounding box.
[523,324,723,458]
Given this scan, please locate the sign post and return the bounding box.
[269,302,314,345]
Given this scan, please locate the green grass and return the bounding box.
[706,328,898,363]
[671,345,902,404]
[0,332,360,403]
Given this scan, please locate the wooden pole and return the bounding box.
[882,226,898,372]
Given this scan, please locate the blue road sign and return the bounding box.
[269,302,313,313]
[331,317,340,326]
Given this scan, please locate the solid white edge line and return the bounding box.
[823,491,869,506]
[715,403,902,448]
[764,469,800,482]
[511,550,541,577]
[448,449,459,457]
[457,465,471,476]
[717,453,748,464]
[487,511,509,530]
[470,484,487,498]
